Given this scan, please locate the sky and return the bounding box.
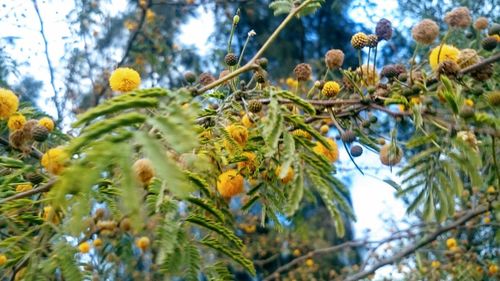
[0,0,411,278]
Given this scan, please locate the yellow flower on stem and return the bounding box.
[109,67,141,92]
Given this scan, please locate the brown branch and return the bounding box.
[256,98,362,106]
[0,178,57,204]
[0,137,43,159]
[370,104,412,117]
[344,205,490,281]
[33,0,62,123]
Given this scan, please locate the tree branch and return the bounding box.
[33,0,62,123]
[0,137,43,159]
[0,178,57,204]
[344,205,490,281]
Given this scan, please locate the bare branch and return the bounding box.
[0,178,57,204]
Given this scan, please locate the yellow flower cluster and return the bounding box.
[109,67,141,92]
[237,151,257,175]
[7,114,26,131]
[38,117,55,132]
[78,242,90,253]
[136,236,150,251]
[225,124,248,147]
[313,138,339,163]
[275,165,294,184]
[133,158,155,185]
[291,129,311,139]
[0,88,19,119]
[41,147,68,175]
[429,44,460,70]
[321,81,340,97]
[217,169,244,198]
[15,183,32,192]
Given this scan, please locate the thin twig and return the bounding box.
[0,179,57,204]
[0,137,43,159]
[33,0,62,123]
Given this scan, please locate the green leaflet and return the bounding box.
[0,156,26,169]
[284,167,304,216]
[68,112,146,153]
[186,214,243,249]
[440,76,458,114]
[262,93,284,156]
[276,90,316,115]
[278,132,295,179]
[269,0,293,16]
[135,131,195,198]
[185,243,201,281]
[187,197,225,222]
[199,237,256,276]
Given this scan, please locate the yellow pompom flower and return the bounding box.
[16,183,32,192]
[464,99,474,107]
[78,242,91,253]
[237,152,257,175]
[93,238,103,248]
[0,254,7,266]
[305,258,314,267]
[41,147,68,175]
[217,169,244,198]
[321,81,341,97]
[109,67,141,92]
[38,117,55,132]
[286,78,299,89]
[42,206,61,224]
[136,236,150,251]
[146,9,155,23]
[132,158,155,185]
[489,264,498,276]
[241,114,254,128]
[0,88,19,119]
[291,129,311,139]
[431,261,441,268]
[275,165,294,184]
[446,238,457,249]
[429,45,460,70]
[7,114,26,131]
[225,124,248,147]
[313,138,339,163]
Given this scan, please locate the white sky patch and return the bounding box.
[178,5,215,56]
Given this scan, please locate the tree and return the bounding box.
[0,1,499,281]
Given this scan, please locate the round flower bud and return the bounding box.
[255,70,267,84]
[293,63,312,81]
[313,138,339,163]
[109,67,141,92]
[375,18,393,41]
[341,130,356,143]
[350,145,363,157]
[217,169,244,198]
[0,88,19,119]
[93,238,103,248]
[0,254,7,266]
[38,117,55,132]
[366,34,378,47]
[233,15,240,25]
[444,7,471,28]
[486,91,500,106]
[324,49,344,69]
[257,58,268,69]
[379,144,403,166]
[32,125,49,142]
[78,242,91,254]
[380,65,399,79]
[474,17,488,30]
[437,60,460,78]
[184,71,197,83]
[24,172,44,185]
[133,158,155,185]
[320,124,329,135]
[457,48,479,68]
[321,81,340,97]
[275,165,294,184]
[199,72,215,86]
[446,238,457,249]
[429,44,460,70]
[351,32,368,49]
[41,147,68,175]
[224,53,238,66]
[471,60,493,81]
[481,36,497,51]
[7,114,26,131]
[488,23,500,36]
[248,100,263,113]
[136,236,150,251]
[412,19,439,45]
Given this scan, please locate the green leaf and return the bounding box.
[284,168,304,216]
[148,111,198,153]
[200,237,256,275]
[186,215,243,249]
[276,90,316,115]
[278,132,295,179]
[135,131,194,198]
[262,93,284,156]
